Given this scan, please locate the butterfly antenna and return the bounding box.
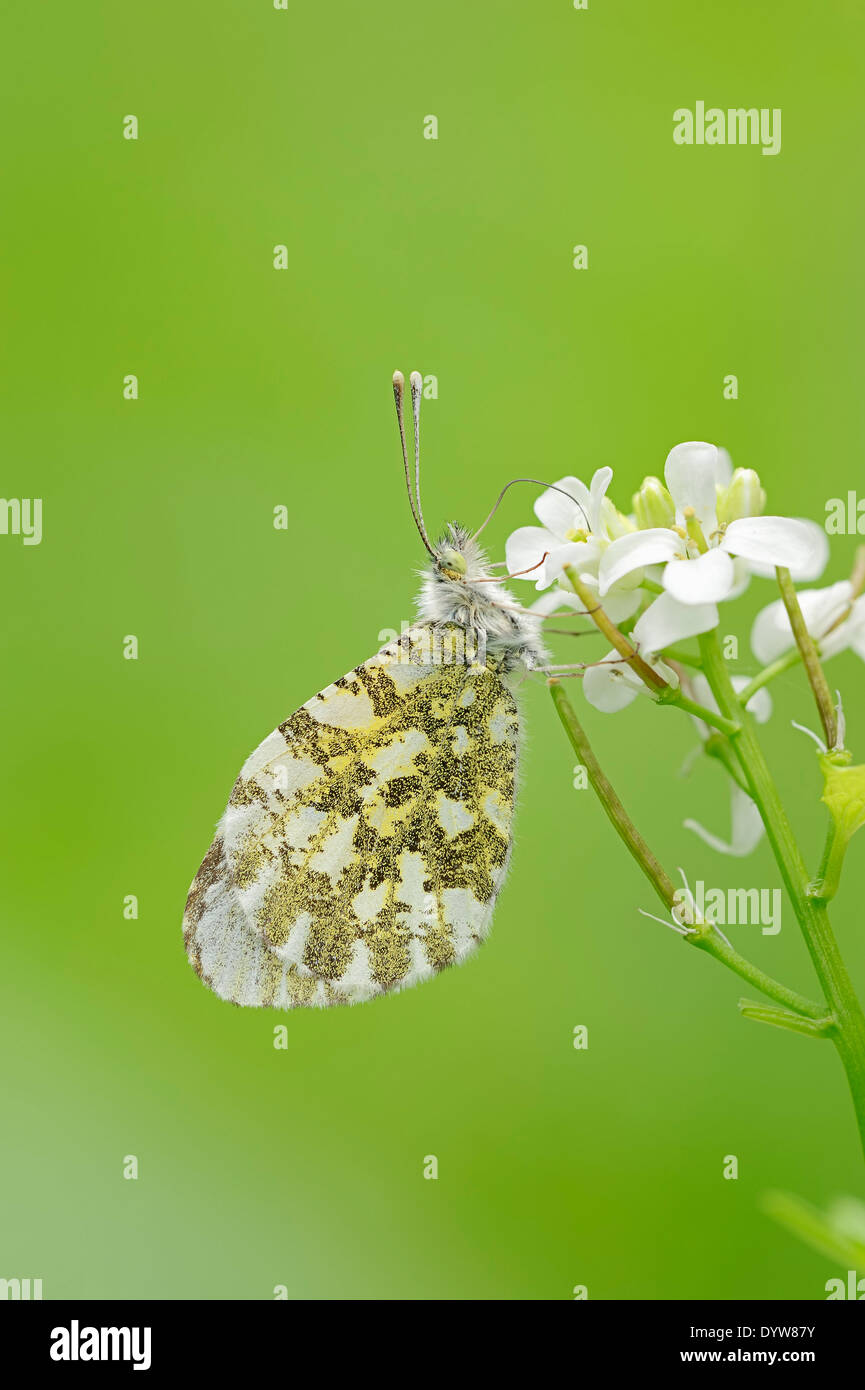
[393,369,435,558]
[472,478,590,540]
[409,371,431,548]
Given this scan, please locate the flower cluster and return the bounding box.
[506,441,833,712]
[506,441,862,855]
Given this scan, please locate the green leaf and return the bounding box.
[820,751,865,844]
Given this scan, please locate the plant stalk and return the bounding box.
[549,679,824,1021]
[697,629,865,1159]
[776,565,838,749]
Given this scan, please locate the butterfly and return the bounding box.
[183,371,576,1009]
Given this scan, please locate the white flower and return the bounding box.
[684,783,765,858]
[751,581,865,664]
[505,469,611,588]
[598,442,827,606]
[505,471,642,624]
[582,592,719,713]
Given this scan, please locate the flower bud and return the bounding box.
[632,476,675,530]
[599,497,636,540]
[717,468,766,524]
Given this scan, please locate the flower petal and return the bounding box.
[582,647,678,713]
[588,467,613,534]
[749,598,792,665]
[533,476,591,539]
[739,518,829,582]
[573,571,643,624]
[601,588,644,625]
[632,591,719,655]
[750,581,853,663]
[722,515,827,577]
[662,548,735,605]
[598,528,682,595]
[582,653,644,712]
[684,784,765,857]
[732,676,772,723]
[845,596,865,661]
[507,528,594,589]
[538,544,595,589]
[725,555,753,601]
[505,526,558,583]
[715,447,734,489]
[664,441,720,532]
[528,589,585,617]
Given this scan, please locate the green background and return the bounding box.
[2,1,864,1300]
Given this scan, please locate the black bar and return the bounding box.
[3,1298,861,1372]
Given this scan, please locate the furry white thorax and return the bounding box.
[415,525,547,673]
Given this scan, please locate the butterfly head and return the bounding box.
[433,522,489,582]
[392,370,547,671]
[418,524,547,672]
[435,545,467,580]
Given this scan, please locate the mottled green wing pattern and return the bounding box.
[183,623,519,1008]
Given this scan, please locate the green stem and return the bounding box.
[697,629,865,1160]
[660,647,704,669]
[703,732,751,795]
[737,646,803,706]
[561,567,739,735]
[563,567,667,693]
[809,821,846,904]
[549,680,824,1021]
[776,565,838,749]
[550,680,677,905]
[738,1001,835,1041]
[657,687,741,738]
[693,933,826,1020]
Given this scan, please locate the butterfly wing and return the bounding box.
[183,623,519,1008]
